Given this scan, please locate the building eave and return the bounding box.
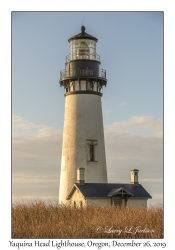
[129,197,152,199]
[66,183,86,200]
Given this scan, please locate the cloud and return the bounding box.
[105,115,163,137]
[120,102,128,106]
[12,114,39,131]
[103,116,163,205]
[104,124,163,206]
[12,173,60,203]
[12,114,62,203]
[12,114,163,206]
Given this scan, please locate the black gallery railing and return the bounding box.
[60,68,106,80]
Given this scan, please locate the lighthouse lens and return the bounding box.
[70,39,97,61]
[76,42,90,59]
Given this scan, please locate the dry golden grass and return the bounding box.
[12,200,163,238]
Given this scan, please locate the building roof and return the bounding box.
[66,183,152,200]
[68,26,98,43]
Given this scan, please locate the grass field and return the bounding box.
[12,200,163,238]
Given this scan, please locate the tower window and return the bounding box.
[90,144,94,161]
[86,139,98,163]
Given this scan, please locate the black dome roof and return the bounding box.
[68,26,98,43]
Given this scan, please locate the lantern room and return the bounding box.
[68,25,98,61]
[59,26,107,95]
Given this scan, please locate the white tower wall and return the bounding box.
[59,93,107,204]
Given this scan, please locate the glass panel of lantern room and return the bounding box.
[70,40,77,60]
[87,40,96,60]
[69,39,96,61]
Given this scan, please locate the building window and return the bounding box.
[90,144,94,161]
[97,82,99,92]
[79,201,82,208]
[112,197,122,206]
[90,82,93,91]
[87,81,91,90]
[70,81,75,92]
[86,140,98,162]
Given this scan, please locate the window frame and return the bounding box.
[86,139,98,163]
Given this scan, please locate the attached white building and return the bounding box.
[66,168,152,207]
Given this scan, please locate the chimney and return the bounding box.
[130,169,139,186]
[77,168,85,185]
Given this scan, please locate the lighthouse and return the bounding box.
[59,26,108,204]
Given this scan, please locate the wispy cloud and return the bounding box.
[104,129,163,206]
[12,114,62,203]
[12,114,39,131]
[104,116,163,205]
[105,115,163,137]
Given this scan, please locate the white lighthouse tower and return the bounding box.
[59,26,108,204]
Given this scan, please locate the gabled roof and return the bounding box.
[68,26,98,43]
[107,187,134,197]
[66,183,152,200]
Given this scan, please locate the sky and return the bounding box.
[12,11,163,206]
